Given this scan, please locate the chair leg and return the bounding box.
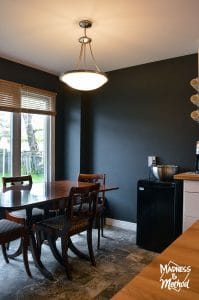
[7,239,22,259]
[6,242,10,250]
[1,244,9,263]
[87,227,96,267]
[35,230,44,258]
[101,215,104,237]
[97,216,100,250]
[22,235,32,277]
[61,235,72,280]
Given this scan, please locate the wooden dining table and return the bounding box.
[0,180,119,279]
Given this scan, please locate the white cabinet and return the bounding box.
[183,180,199,231]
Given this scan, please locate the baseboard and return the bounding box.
[106,218,137,232]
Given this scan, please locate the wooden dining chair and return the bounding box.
[2,175,33,187]
[0,218,31,277]
[35,184,100,280]
[78,173,106,249]
[2,175,44,258]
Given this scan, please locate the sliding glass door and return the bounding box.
[0,112,54,185]
[21,113,51,182]
[0,111,12,179]
[0,79,56,186]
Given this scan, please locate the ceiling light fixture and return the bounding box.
[60,20,108,91]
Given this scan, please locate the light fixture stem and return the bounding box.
[83,43,86,69]
[74,20,103,73]
[76,43,84,70]
[88,42,101,72]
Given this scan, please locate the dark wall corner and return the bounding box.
[82,53,198,222]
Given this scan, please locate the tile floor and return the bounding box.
[0,226,156,300]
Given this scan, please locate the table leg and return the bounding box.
[47,236,64,266]
[29,231,54,280]
[26,208,54,280]
[68,237,89,261]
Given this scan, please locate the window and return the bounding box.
[0,79,56,184]
[0,111,12,178]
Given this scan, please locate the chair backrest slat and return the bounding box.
[78,173,106,200]
[2,175,32,188]
[78,173,105,184]
[66,183,100,225]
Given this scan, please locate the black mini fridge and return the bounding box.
[136,179,183,253]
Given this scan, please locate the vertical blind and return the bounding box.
[0,79,56,115]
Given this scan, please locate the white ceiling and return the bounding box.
[0,0,198,75]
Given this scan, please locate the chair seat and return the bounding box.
[8,208,44,222]
[37,215,89,235]
[74,202,104,212]
[0,219,31,277]
[0,219,24,237]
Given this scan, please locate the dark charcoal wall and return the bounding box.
[0,57,81,180]
[1,54,198,223]
[83,54,198,222]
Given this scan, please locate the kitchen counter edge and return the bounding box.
[174,172,199,180]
